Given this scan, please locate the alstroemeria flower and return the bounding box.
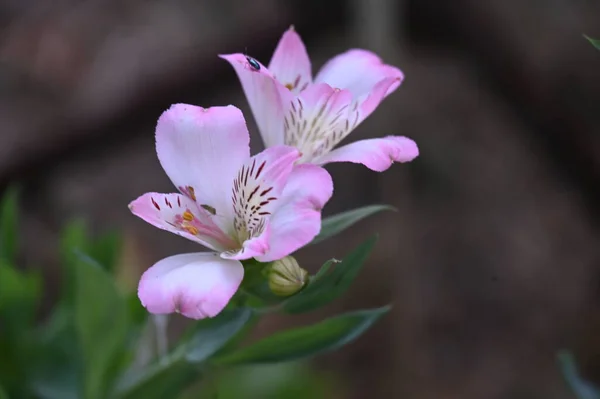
[129,104,333,319]
[220,26,419,172]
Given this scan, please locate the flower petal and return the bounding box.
[355,76,400,124]
[314,136,419,171]
[220,145,301,260]
[314,49,403,99]
[268,27,312,94]
[220,53,293,148]
[138,252,243,319]
[156,104,249,233]
[129,193,237,251]
[257,164,333,262]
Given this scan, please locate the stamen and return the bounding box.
[187,186,196,201]
[182,210,194,221]
[200,204,216,215]
[183,225,199,235]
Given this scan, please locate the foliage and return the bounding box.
[0,188,393,398]
[557,350,600,399]
[584,34,600,51]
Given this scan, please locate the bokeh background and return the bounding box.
[1,0,600,398]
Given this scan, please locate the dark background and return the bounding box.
[1,0,599,398]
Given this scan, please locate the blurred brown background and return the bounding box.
[2,0,600,398]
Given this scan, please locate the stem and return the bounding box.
[153,314,169,364]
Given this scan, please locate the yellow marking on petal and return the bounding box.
[285,83,294,91]
[182,210,194,221]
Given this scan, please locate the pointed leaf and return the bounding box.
[74,252,128,399]
[115,308,253,399]
[0,186,19,263]
[214,306,390,365]
[115,359,198,399]
[283,236,377,313]
[557,350,600,399]
[311,205,395,245]
[60,220,90,305]
[89,230,122,272]
[584,34,600,51]
[183,307,253,362]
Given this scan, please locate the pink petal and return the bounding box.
[283,83,354,163]
[268,27,312,94]
[129,193,237,251]
[356,76,400,124]
[314,136,419,171]
[257,164,333,262]
[220,53,293,148]
[314,49,403,99]
[156,104,249,233]
[220,145,301,260]
[138,252,243,319]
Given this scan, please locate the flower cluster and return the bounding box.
[129,27,419,319]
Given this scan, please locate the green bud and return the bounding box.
[268,256,308,296]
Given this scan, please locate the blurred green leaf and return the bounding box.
[199,362,338,399]
[74,252,128,399]
[214,306,390,365]
[0,384,8,399]
[30,307,80,399]
[0,260,41,396]
[126,293,149,330]
[0,186,19,263]
[0,260,41,330]
[584,34,600,51]
[557,350,600,399]
[60,220,90,305]
[183,307,253,363]
[283,236,377,313]
[88,230,121,273]
[115,358,198,399]
[116,308,253,399]
[311,205,395,245]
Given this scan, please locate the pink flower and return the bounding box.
[220,26,419,172]
[129,104,333,319]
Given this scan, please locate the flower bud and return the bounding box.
[268,256,308,296]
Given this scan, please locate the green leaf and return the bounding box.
[182,307,253,363]
[88,230,121,272]
[557,350,600,399]
[0,259,42,397]
[30,307,80,399]
[60,220,90,305]
[115,359,198,399]
[283,236,377,313]
[74,252,128,399]
[0,186,19,263]
[115,308,253,399]
[0,260,41,331]
[203,362,337,399]
[214,306,389,365]
[584,34,600,51]
[311,205,395,245]
[0,384,8,399]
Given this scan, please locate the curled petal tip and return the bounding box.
[289,24,295,31]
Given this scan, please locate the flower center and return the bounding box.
[283,92,360,163]
[231,158,278,244]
